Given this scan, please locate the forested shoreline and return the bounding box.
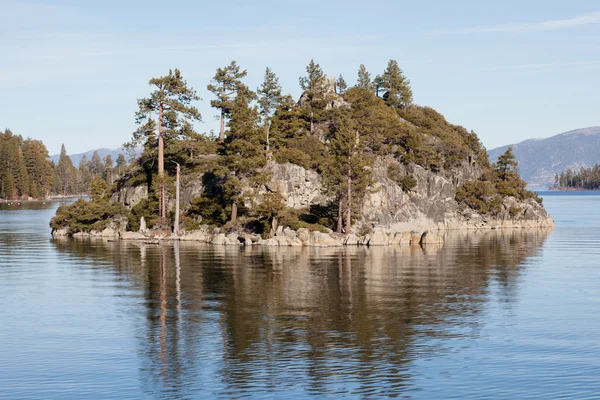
[0,129,127,201]
[552,164,600,190]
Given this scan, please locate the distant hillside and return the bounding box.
[488,127,600,187]
[50,147,140,166]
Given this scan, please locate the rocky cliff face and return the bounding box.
[261,158,552,231]
[111,157,553,233]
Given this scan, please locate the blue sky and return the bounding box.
[2,0,599,154]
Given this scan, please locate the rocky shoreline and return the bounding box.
[52,216,553,247]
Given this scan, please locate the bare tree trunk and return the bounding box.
[158,103,166,223]
[219,109,225,142]
[173,163,180,237]
[336,198,343,233]
[265,119,271,156]
[345,173,352,233]
[231,201,238,224]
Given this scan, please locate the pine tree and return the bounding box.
[1,170,15,199]
[375,59,413,108]
[299,59,334,134]
[22,139,54,198]
[326,113,372,232]
[90,151,103,176]
[129,69,201,223]
[207,61,248,142]
[495,147,518,181]
[78,155,93,194]
[221,88,266,223]
[336,74,348,94]
[103,154,114,185]
[257,67,283,155]
[356,64,373,91]
[116,154,127,175]
[55,144,77,196]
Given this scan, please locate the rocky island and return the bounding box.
[50,60,553,246]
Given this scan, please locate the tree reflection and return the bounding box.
[52,228,551,397]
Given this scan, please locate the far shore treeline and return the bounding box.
[44,59,538,236]
[553,164,600,190]
[0,129,126,200]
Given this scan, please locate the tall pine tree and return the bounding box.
[257,67,283,155]
[129,69,201,223]
[207,61,248,142]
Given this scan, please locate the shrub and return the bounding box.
[127,197,160,231]
[50,198,126,234]
[455,180,502,215]
[186,195,228,226]
[387,164,418,192]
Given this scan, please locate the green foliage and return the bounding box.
[186,196,228,226]
[299,59,335,132]
[553,163,600,191]
[127,197,160,231]
[456,149,542,214]
[374,59,413,108]
[50,196,126,234]
[208,61,248,119]
[387,164,417,191]
[336,74,348,94]
[129,68,202,153]
[455,180,503,215]
[356,64,373,91]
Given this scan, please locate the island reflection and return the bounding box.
[52,229,551,397]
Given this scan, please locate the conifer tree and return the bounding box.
[336,74,348,94]
[103,154,114,185]
[207,61,248,142]
[356,64,373,91]
[326,114,372,232]
[129,69,201,223]
[22,139,54,198]
[495,147,519,181]
[221,88,266,223]
[116,154,127,175]
[299,59,333,134]
[375,59,413,108]
[90,151,103,176]
[78,156,93,194]
[55,144,77,196]
[257,67,283,155]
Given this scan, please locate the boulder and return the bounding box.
[390,231,411,245]
[101,227,118,238]
[368,229,389,246]
[283,227,297,238]
[420,230,443,245]
[179,231,211,242]
[409,231,422,245]
[51,227,69,237]
[73,231,91,238]
[119,231,147,240]
[297,228,310,243]
[226,233,241,245]
[344,233,360,246]
[212,233,227,245]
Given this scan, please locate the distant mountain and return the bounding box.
[49,146,141,166]
[488,127,600,187]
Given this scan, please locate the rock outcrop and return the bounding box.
[95,154,553,245]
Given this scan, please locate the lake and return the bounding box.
[0,192,599,399]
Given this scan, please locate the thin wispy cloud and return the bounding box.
[433,11,600,35]
[481,60,600,71]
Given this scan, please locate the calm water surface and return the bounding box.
[0,192,599,399]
